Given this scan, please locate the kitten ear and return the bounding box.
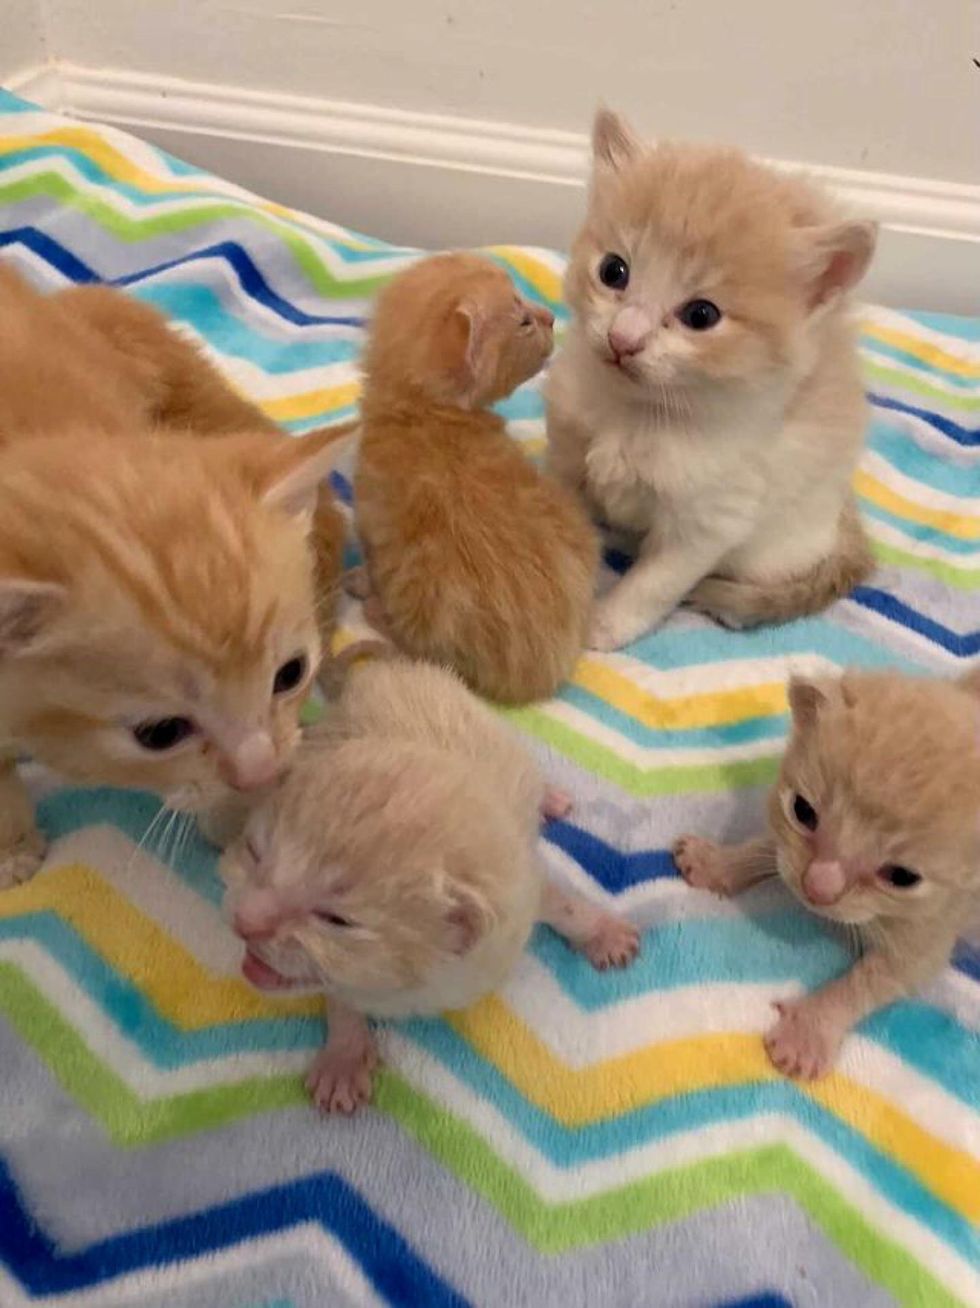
[592,107,642,170]
[260,427,351,518]
[794,220,877,310]
[445,885,496,955]
[0,579,66,656]
[787,676,829,727]
[448,300,490,400]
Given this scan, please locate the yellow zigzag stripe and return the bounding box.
[573,661,787,729]
[856,469,980,539]
[0,863,319,1025]
[861,321,980,380]
[260,381,360,423]
[451,996,980,1223]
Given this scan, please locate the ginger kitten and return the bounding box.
[0,267,348,665]
[222,657,639,1113]
[673,670,980,1079]
[547,109,875,650]
[0,267,342,884]
[354,253,598,704]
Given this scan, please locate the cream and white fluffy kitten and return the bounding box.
[547,109,876,650]
[221,658,639,1113]
[674,669,980,1079]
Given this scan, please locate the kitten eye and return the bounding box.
[273,654,308,696]
[519,312,533,329]
[792,793,818,831]
[677,299,722,331]
[598,253,630,291]
[132,716,196,752]
[314,909,354,928]
[878,865,921,890]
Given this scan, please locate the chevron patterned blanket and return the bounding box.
[0,89,977,1308]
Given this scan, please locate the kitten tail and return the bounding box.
[687,498,872,629]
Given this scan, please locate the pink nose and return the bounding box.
[536,306,555,328]
[232,911,275,942]
[802,859,847,906]
[608,306,652,359]
[220,733,280,792]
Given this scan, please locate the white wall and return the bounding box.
[37,0,980,184]
[3,0,46,81]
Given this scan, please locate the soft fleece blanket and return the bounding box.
[0,89,976,1308]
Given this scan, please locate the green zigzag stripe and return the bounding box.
[0,964,962,1307]
[504,706,780,795]
[871,539,980,590]
[862,358,980,412]
[0,171,394,300]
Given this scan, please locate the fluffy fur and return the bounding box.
[673,669,980,1078]
[546,109,875,650]
[222,658,639,1113]
[354,253,598,703]
[0,267,344,884]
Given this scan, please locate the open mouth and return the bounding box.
[241,948,299,991]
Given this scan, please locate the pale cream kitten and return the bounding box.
[673,670,980,1079]
[547,109,876,650]
[221,658,640,1114]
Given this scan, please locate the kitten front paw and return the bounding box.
[764,997,844,1080]
[581,913,640,970]
[0,831,46,890]
[673,835,738,896]
[588,600,652,651]
[306,1034,378,1115]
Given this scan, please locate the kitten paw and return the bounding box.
[588,601,651,652]
[581,914,640,970]
[764,997,843,1081]
[0,832,46,890]
[540,786,573,821]
[306,1036,378,1115]
[343,565,372,600]
[673,835,738,896]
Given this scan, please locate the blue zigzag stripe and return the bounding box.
[0,226,98,283]
[0,1156,468,1305]
[870,393,979,445]
[851,587,980,655]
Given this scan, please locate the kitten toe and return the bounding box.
[588,599,651,652]
[764,997,841,1081]
[306,1041,378,1116]
[540,786,574,821]
[0,832,46,890]
[581,914,640,970]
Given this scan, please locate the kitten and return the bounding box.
[222,657,640,1114]
[546,109,876,650]
[0,268,343,884]
[0,268,348,669]
[354,253,598,703]
[673,670,980,1079]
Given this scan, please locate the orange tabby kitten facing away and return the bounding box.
[354,253,599,704]
[674,670,980,1079]
[0,267,348,664]
[547,109,875,650]
[0,266,344,885]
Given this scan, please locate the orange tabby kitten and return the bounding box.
[674,670,980,1079]
[0,268,348,659]
[354,253,598,703]
[0,267,341,885]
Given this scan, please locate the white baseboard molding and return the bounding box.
[10,62,980,314]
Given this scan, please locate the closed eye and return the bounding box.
[314,909,355,928]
